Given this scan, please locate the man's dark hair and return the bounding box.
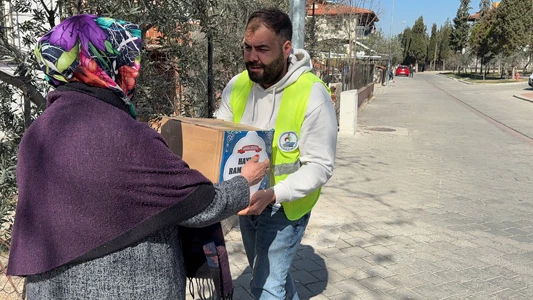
[246,8,292,42]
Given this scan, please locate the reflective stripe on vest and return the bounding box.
[230,70,329,221]
[272,161,301,177]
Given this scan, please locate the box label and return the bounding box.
[221,130,274,195]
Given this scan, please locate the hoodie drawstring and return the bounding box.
[268,87,277,128]
[252,92,257,121]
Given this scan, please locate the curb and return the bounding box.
[513,94,533,104]
[486,81,528,86]
[437,74,473,85]
[437,73,457,81]
[437,73,529,86]
[457,79,473,85]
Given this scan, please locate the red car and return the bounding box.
[395,65,410,77]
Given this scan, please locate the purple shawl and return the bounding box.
[7,90,215,275]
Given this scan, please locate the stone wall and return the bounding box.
[357,82,374,108]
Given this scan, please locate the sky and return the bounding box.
[371,0,479,36]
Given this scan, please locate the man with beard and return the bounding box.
[217,8,337,299]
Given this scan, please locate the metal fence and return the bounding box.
[314,59,377,125]
[314,59,375,91]
[1,239,24,300]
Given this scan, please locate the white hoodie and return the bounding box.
[217,49,337,204]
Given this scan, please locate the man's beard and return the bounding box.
[245,52,286,86]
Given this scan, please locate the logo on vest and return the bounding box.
[278,131,299,152]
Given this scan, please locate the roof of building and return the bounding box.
[306,1,379,22]
[469,2,500,21]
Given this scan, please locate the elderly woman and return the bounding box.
[7,15,269,300]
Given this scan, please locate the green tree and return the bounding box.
[471,0,493,75]
[527,31,533,72]
[479,0,492,18]
[365,29,388,54]
[0,84,29,251]
[390,36,405,66]
[491,0,533,57]
[470,8,497,79]
[490,0,533,77]
[0,1,57,245]
[364,29,403,65]
[437,20,454,70]
[427,23,438,70]
[451,0,471,53]
[406,16,428,70]
[438,20,454,70]
[400,26,412,63]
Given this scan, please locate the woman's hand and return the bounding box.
[240,155,270,186]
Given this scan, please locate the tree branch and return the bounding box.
[0,70,46,109]
[38,0,53,15]
[0,37,24,63]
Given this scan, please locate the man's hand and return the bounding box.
[238,188,276,216]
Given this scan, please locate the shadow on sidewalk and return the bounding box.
[233,244,327,299]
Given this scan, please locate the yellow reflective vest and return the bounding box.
[229,70,329,221]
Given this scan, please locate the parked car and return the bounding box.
[529,73,533,87]
[395,65,410,77]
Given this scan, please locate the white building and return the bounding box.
[306,0,379,58]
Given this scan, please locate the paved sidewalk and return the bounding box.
[220,75,533,300]
[513,92,533,104]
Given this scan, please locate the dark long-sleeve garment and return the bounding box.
[8,89,250,299]
[24,177,249,300]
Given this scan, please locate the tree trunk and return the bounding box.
[24,98,31,129]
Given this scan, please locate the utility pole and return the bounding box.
[290,0,306,49]
[207,30,213,118]
[387,0,394,86]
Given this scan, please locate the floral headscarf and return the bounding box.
[35,14,142,118]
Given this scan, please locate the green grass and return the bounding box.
[441,72,530,84]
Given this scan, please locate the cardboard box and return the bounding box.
[157,117,274,194]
